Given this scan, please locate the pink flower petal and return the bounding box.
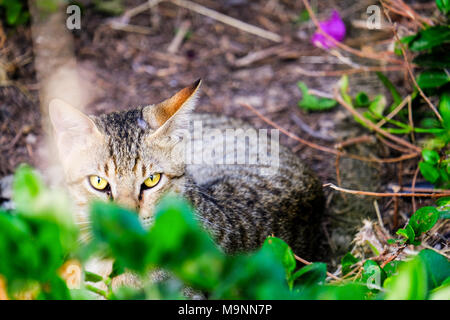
[311,10,346,49]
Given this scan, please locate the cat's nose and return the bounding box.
[115,196,139,212]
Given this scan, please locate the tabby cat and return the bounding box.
[49,80,325,284]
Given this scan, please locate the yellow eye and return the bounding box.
[143,173,161,188]
[89,175,109,190]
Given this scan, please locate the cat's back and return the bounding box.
[185,113,325,259]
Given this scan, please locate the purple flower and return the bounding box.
[311,10,346,49]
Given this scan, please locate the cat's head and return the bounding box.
[48,80,201,228]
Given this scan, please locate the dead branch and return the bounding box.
[324,183,450,197]
[380,2,442,122]
[241,102,421,164]
[169,0,282,42]
[334,87,422,153]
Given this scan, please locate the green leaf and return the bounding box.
[413,52,450,68]
[424,136,447,150]
[37,276,71,300]
[85,271,104,283]
[341,252,359,275]
[362,260,386,290]
[436,0,450,15]
[409,206,440,235]
[147,195,225,290]
[396,224,415,243]
[12,164,43,207]
[263,237,296,280]
[418,249,450,290]
[382,261,402,278]
[416,70,450,89]
[294,9,311,24]
[354,92,370,108]
[314,283,369,300]
[5,1,22,25]
[429,282,450,300]
[439,210,450,219]
[297,82,337,112]
[368,95,387,117]
[406,26,450,51]
[439,92,450,129]
[384,255,428,300]
[422,149,440,165]
[376,72,402,106]
[339,75,353,106]
[214,249,290,299]
[0,212,69,282]
[90,201,150,272]
[436,196,450,207]
[419,161,440,184]
[93,0,124,15]
[12,165,76,233]
[420,117,442,129]
[291,263,327,286]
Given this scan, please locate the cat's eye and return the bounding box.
[89,175,109,191]
[143,173,161,189]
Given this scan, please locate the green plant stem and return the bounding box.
[85,284,109,299]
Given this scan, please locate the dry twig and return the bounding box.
[291,65,406,77]
[301,0,405,65]
[294,254,341,281]
[324,183,450,198]
[170,0,282,42]
[167,20,191,54]
[334,87,421,153]
[241,102,420,164]
[380,2,442,122]
[375,95,410,129]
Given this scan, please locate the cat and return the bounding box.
[48,79,326,287]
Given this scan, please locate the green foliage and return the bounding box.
[396,206,440,245]
[0,166,78,299]
[93,0,124,15]
[376,72,402,108]
[419,149,450,188]
[354,92,371,108]
[1,166,449,300]
[436,0,450,15]
[335,10,450,187]
[416,70,450,89]
[0,0,29,26]
[90,201,150,273]
[419,249,450,290]
[297,82,337,112]
[382,249,449,300]
[294,9,311,24]
[404,26,450,52]
[341,252,359,275]
[384,255,428,299]
[413,51,450,68]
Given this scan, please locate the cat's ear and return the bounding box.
[49,99,103,158]
[143,79,201,139]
